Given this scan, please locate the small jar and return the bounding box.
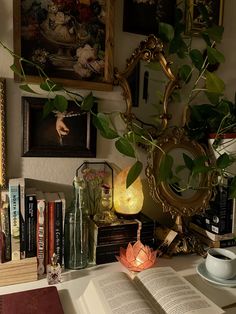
[64,177,89,269]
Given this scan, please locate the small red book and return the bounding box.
[0,286,64,314]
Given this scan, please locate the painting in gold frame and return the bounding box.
[186,0,224,35]
[0,79,6,189]
[13,0,114,91]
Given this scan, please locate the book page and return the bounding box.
[77,272,160,314]
[135,267,224,314]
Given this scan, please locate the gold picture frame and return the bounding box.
[13,0,114,91]
[0,79,6,189]
[186,0,224,35]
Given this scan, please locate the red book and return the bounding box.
[0,286,64,314]
[45,193,62,265]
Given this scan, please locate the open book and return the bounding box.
[77,266,224,314]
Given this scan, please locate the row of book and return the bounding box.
[190,179,236,248]
[0,178,65,276]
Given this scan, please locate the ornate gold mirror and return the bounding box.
[114,35,178,130]
[114,36,214,255]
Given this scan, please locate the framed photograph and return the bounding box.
[22,96,97,157]
[123,0,176,36]
[0,79,6,188]
[13,0,114,91]
[186,0,224,35]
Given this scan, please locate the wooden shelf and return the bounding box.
[0,257,38,287]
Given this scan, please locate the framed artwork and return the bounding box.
[0,79,6,188]
[123,0,176,36]
[13,0,114,91]
[22,96,97,157]
[186,0,224,35]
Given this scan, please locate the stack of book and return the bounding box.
[190,179,236,248]
[0,177,66,284]
[89,213,155,265]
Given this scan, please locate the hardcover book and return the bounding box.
[192,230,236,248]
[189,222,235,241]
[35,190,47,275]
[89,213,155,264]
[0,191,11,262]
[0,286,64,314]
[77,266,224,314]
[8,179,21,260]
[25,189,37,258]
[45,192,63,265]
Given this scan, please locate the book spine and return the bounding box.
[219,238,236,248]
[58,192,66,267]
[36,199,46,275]
[48,201,55,264]
[189,222,234,241]
[19,181,26,259]
[25,194,37,258]
[54,201,63,266]
[0,205,11,262]
[9,184,21,260]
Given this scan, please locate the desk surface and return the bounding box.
[0,253,236,314]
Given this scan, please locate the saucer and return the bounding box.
[196,262,236,287]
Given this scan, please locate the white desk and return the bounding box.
[0,253,236,314]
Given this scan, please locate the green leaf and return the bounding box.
[178,64,192,83]
[43,99,54,118]
[205,92,221,104]
[40,80,62,92]
[189,49,204,70]
[216,153,234,169]
[10,64,23,78]
[183,153,194,171]
[159,154,173,182]
[207,46,225,64]
[81,92,95,111]
[159,22,175,42]
[192,164,209,175]
[115,137,135,158]
[52,95,68,112]
[92,114,119,139]
[204,25,224,43]
[169,35,187,56]
[19,84,38,94]
[206,71,225,94]
[126,161,143,188]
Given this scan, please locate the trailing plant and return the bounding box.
[1,2,235,193]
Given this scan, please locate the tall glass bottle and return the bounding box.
[64,177,89,269]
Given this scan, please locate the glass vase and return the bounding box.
[64,177,89,269]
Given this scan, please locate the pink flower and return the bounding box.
[116,241,158,272]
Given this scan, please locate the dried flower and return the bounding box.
[82,167,110,216]
[116,240,158,272]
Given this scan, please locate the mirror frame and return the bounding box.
[146,127,213,218]
[0,78,6,189]
[113,35,179,130]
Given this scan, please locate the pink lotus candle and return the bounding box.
[116,240,158,272]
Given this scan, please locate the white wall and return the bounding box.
[1,0,236,223]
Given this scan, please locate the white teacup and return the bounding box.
[205,248,236,280]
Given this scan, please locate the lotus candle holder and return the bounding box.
[116,240,158,272]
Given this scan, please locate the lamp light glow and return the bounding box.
[114,167,144,215]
